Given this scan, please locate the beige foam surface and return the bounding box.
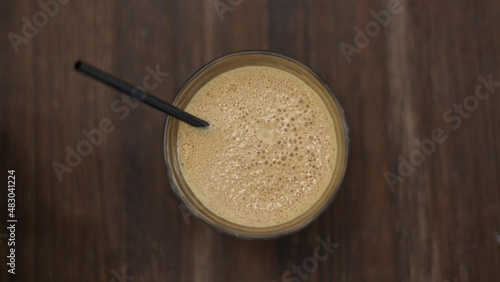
[177,66,337,227]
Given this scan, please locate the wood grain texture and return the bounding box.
[1,0,499,281]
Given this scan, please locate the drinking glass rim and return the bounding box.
[163,50,350,239]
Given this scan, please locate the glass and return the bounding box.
[164,51,349,238]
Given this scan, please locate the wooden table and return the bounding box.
[1,0,499,281]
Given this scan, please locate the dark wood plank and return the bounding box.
[1,0,499,281]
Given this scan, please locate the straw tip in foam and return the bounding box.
[74,61,83,70]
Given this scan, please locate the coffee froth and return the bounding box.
[177,66,338,227]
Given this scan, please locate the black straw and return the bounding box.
[75,61,209,128]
